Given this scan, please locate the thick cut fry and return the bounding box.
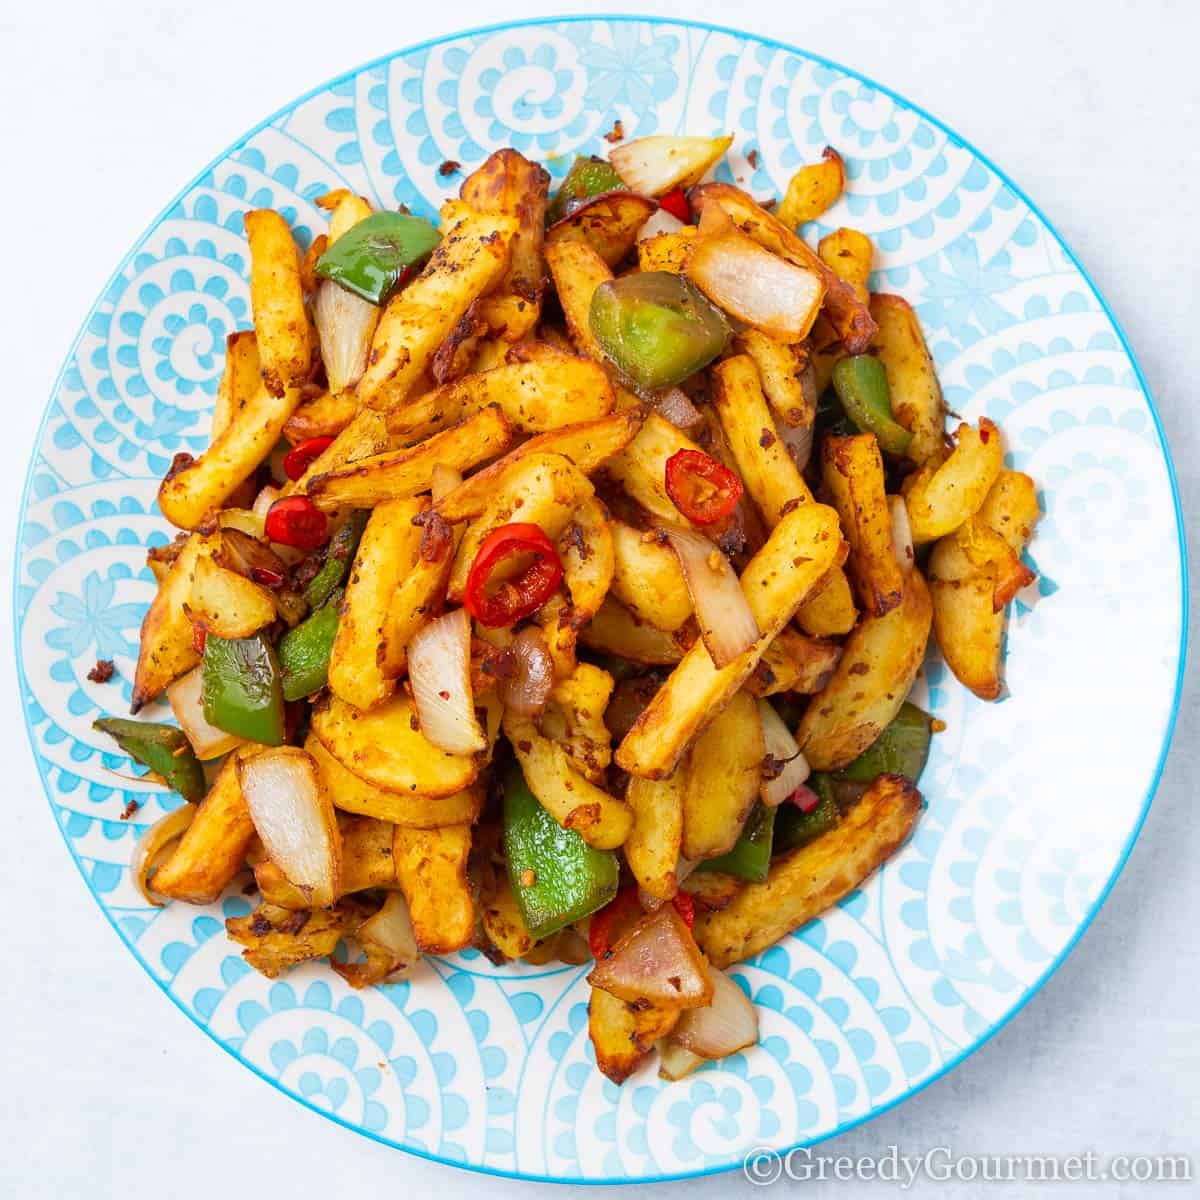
[542,661,615,782]
[461,149,551,341]
[775,147,846,230]
[579,598,689,664]
[481,873,537,959]
[312,692,479,797]
[132,533,213,710]
[327,497,423,710]
[255,814,395,908]
[929,470,1040,700]
[637,227,697,274]
[186,553,276,639]
[392,824,475,953]
[680,870,743,912]
[227,901,366,979]
[870,293,947,466]
[544,239,612,360]
[610,522,691,632]
[559,497,615,621]
[505,714,633,849]
[809,313,845,396]
[819,227,873,304]
[691,183,876,354]
[547,191,657,266]
[448,453,594,601]
[379,523,455,680]
[384,357,614,441]
[686,204,824,343]
[282,409,391,498]
[821,434,905,617]
[797,569,933,770]
[307,736,481,827]
[213,331,262,440]
[435,409,643,523]
[903,419,1004,542]
[734,330,815,428]
[795,565,858,637]
[589,986,679,1085]
[316,188,373,244]
[696,775,921,967]
[159,382,304,529]
[625,767,685,900]
[309,406,511,511]
[748,629,842,696]
[151,749,258,903]
[616,502,844,779]
[681,691,764,860]
[283,390,358,443]
[358,208,518,409]
[606,412,707,525]
[243,209,313,396]
[712,355,813,524]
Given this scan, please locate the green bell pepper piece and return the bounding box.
[314,212,440,305]
[202,633,286,746]
[831,355,913,456]
[839,701,933,785]
[589,271,730,391]
[278,589,343,701]
[93,718,205,803]
[302,512,366,610]
[502,763,619,940]
[546,155,627,225]
[697,802,776,882]
[773,775,841,854]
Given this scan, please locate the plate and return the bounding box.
[13,16,1186,1183]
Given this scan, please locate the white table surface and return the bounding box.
[1,2,1195,1195]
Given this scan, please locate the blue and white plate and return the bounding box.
[14,16,1186,1183]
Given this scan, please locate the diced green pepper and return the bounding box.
[314,212,440,305]
[202,633,286,746]
[773,776,841,854]
[278,589,342,701]
[839,701,933,785]
[93,718,205,803]
[546,155,628,225]
[831,355,913,455]
[502,763,618,940]
[697,802,776,882]
[302,512,367,610]
[589,272,730,391]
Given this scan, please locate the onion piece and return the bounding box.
[314,279,379,394]
[218,507,267,541]
[659,1041,707,1082]
[889,495,914,573]
[132,803,197,907]
[609,134,733,196]
[756,698,810,807]
[408,609,487,754]
[167,666,245,760]
[672,967,759,1059]
[239,748,341,908]
[361,891,421,977]
[655,386,703,430]
[774,418,814,474]
[252,485,280,520]
[638,206,686,242]
[663,525,759,668]
[587,904,713,1010]
[498,625,554,718]
[687,205,823,342]
[556,928,592,966]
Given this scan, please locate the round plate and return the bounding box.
[14,16,1186,1184]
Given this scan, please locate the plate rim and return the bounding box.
[13,13,1190,1185]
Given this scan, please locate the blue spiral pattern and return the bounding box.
[13,18,1184,1183]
